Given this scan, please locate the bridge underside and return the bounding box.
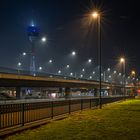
[0,73,110,88]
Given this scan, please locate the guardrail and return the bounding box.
[0,96,134,130]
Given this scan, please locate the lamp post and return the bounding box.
[120,57,125,96]
[17,62,22,75]
[131,70,136,95]
[92,11,102,108]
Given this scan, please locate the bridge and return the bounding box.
[0,73,111,88]
[0,70,136,99]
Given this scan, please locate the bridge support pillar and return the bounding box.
[65,87,71,98]
[58,88,64,97]
[94,88,98,97]
[16,87,21,99]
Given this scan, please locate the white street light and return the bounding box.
[82,68,85,72]
[41,37,46,42]
[114,71,117,74]
[120,57,126,95]
[58,70,61,74]
[22,52,26,56]
[17,62,22,75]
[49,60,53,63]
[119,73,122,76]
[93,71,95,74]
[18,62,22,66]
[89,76,92,79]
[88,59,92,63]
[107,68,111,71]
[72,51,76,56]
[66,65,70,68]
[80,74,83,78]
[70,72,73,76]
[39,67,42,70]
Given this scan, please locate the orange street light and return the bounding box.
[92,11,99,19]
[120,57,125,63]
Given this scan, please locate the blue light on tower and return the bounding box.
[27,23,40,76]
[27,26,40,37]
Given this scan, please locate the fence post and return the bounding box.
[69,100,71,114]
[81,99,83,110]
[0,105,1,129]
[90,99,92,109]
[51,101,53,119]
[22,103,24,126]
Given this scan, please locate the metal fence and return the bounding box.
[0,96,134,130]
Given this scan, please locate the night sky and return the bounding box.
[0,0,140,76]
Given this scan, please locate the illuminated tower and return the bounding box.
[27,23,40,76]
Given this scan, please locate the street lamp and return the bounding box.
[82,68,85,72]
[92,11,102,108]
[89,76,92,79]
[39,66,42,70]
[41,37,46,42]
[17,62,22,74]
[107,68,111,71]
[131,70,136,92]
[18,62,22,67]
[22,52,26,56]
[49,59,53,63]
[120,57,126,96]
[93,71,95,74]
[80,74,83,78]
[58,70,61,74]
[72,51,76,56]
[131,70,136,76]
[70,72,73,76]
[66,65,70,68]
[88,59,92,63]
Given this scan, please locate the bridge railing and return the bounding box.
[0,96,134,131]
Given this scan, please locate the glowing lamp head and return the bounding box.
[107,68,111,71]
[41,37,46,42]
[66,65,70,68]
[49,60,52,63]
[114,71,117,74]
[131,70,136,75]
[58,70,61,74]
[72,51,76,56]
[18,62,22,66]
[39,67,42,70]
[88,59,92,63]
[22,52,26,56]
[109,75,111,78]
[92,11,99,18]
[82,68,85,72]
[70,73,73,76]
[89,76,92,79]
[120,57,125,63]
